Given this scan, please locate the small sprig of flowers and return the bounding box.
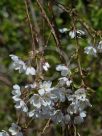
[10,54,36,75]
[0,123,23,136]
[84,41,102,56]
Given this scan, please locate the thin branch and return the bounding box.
[45,30,52,47]
[41,118,51,135]
[28,0,44,49]
[36,0,59,46]
[36,0,63,60]
[0,75,11,86]
[24,0,36,51]
[25,118,34,128]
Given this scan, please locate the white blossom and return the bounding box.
[30,94,42,108]
[38,81,53,96]
[69,30,85,39]
[67,88,91,116]
[43,62,50,71]
[51,110,64,124]
[9,55,19,61]
[52,87,72,102]
[12,84,21,97]
[9,123,23,136]
[59,28,69,33]
[12,84,21,102]
[25,66,36,75]
[41,94,52,106]
[69,30,76,39]
[97,41,102,53]
[0,131,9,136]
[25,83,37,89]
[77,30,85,37]
[80,111,86,118]
[74,111,86,124]
[84,46,97,56]
[15,100,28,113]
[56,64,70,76]
[67,103,79,114]
[10,54,26,73]
[10,54,36,75]
[58,77,72,87]
[28,109,40,118]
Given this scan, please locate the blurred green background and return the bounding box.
[0,0,102,136]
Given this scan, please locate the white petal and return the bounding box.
[43,65,48,71]
[12,96,21,101]
[44,81,52,88]
[9,54,19,61]
[26,67,36,75]
[84,46,97,56]
[38,89,45,96]
[45,62,50,68]
[30,94,41,108]
[66,80,72,87]
[28,110,35,117]
[9,128,17,135]
[77,30,85,35]
[0,131,9,136]
[15,101,21,109]
[22,105,28,113]
[56,65,63,71]
[61,70,68,76]
[69,31,75,38]
[59,28,68,33]
[80,111,86,118]
[13,84,20,90]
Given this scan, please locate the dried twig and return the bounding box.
[24,0,36,51]
[36,0,64,60]
[41,118,51,135]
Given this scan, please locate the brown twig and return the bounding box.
[41,118,51,135]
[24,0,36,52]
[0,75,11,86]
[36,0,64,60]
[28,0,44,50]
[36,0,59,46]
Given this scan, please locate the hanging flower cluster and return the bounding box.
[0,55,92,133]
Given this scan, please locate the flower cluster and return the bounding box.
[84,41,102,56]
[10,54,36,75]
[0,123,23,136]
[0,54,92,135]
[12,84,28,113]
[9,57,91,125]
[59,28,102,57]
[59,28,86,39]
